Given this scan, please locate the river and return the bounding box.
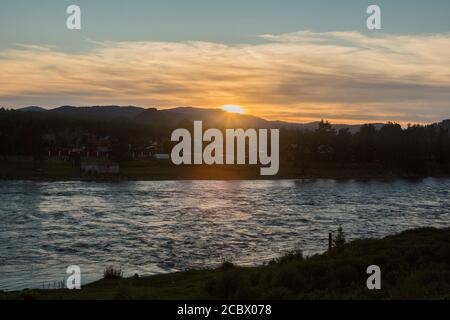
[1,178,449,291]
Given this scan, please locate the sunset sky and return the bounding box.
[1,0,450,124]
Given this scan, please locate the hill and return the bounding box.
[18,106,46,112]
[16,105,386,132]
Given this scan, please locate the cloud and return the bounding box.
[1,31,450,124]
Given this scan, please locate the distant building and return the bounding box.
[96,146,110,158]
[81,162,120,175]
[132,146,156,160]
[154,153,170,161]
[42,133,56,142]
[317,144,334,161]
[318,144,334,154]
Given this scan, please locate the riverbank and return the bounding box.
[1,157,448,181]
[1,227,449,300]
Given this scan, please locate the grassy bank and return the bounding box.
[1,157,444,181]
[1,227,449,300]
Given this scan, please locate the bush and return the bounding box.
[103,266,123,279]
[205,270,249,299]
[219,261,235,270]
[270,249,303,265]
[333,227,346,248]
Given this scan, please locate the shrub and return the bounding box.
[103,266,123,279]
[219,261,235,270]
[270,249,303,265]
[333,226,346,248]
[205,270,248,299]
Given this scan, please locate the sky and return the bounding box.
[1,0,450,124]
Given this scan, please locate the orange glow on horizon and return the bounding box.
[1,31,449,125]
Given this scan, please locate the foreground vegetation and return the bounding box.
[1,227,449,300]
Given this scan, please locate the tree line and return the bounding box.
[286,120,450,175]
[1,108,449,175]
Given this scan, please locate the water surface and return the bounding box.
[1,178,449,291]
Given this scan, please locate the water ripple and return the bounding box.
[1,178,450,291]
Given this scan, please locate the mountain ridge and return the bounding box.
[16,105,442,133]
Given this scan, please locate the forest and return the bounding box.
[0,107,449,176]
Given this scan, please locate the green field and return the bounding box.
[1,227,449,300]
[0,156,434,181]
[0,157,80,180]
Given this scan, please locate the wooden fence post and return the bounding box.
[328,232,333,250]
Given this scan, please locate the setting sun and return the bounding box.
[221,105,246,115]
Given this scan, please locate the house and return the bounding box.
[96,146,110,158]
[81,162,120,175]
[132,145,156,160]
[154,153,170,161]
[318,144,334,154]
[42,133,56,143]
[317,144,334,161]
